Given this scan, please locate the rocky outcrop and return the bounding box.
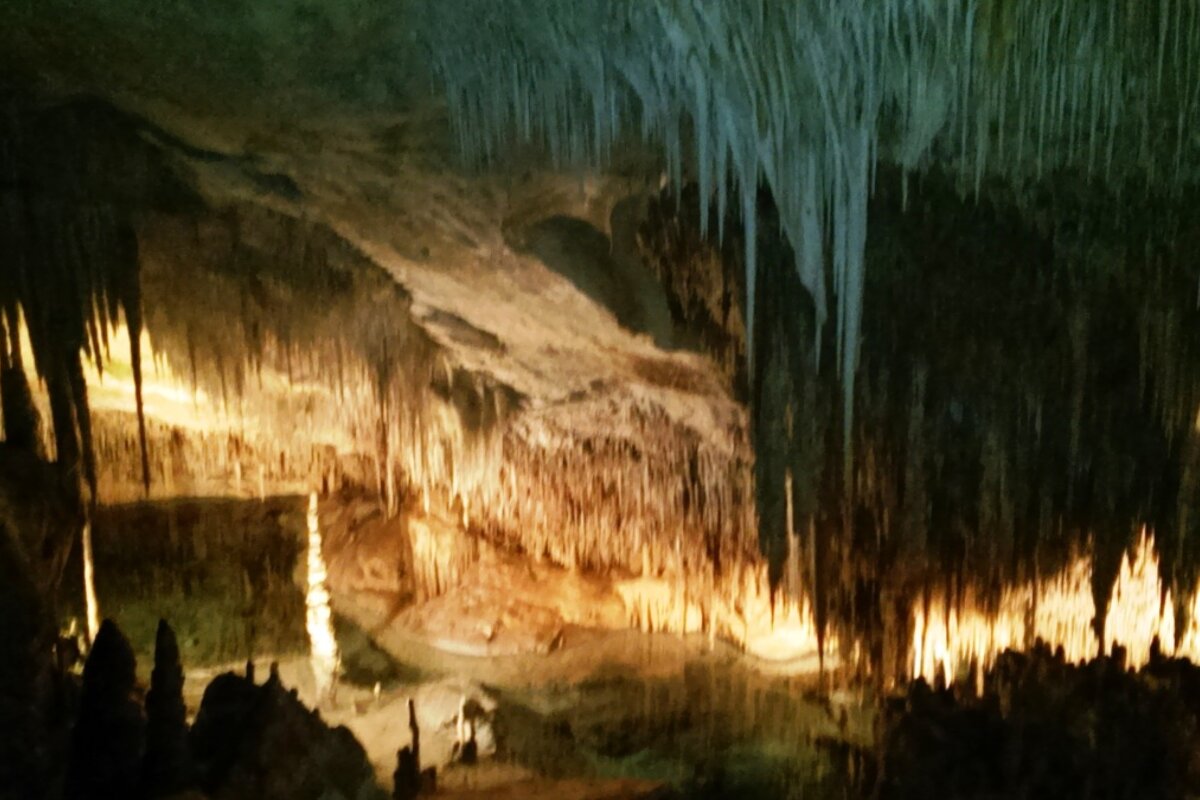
[15,612,394,800]
[190,670,383,800]
[392,699,423,800]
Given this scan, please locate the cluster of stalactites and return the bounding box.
[129,202,767,599]
[125,204,452,503]
[615,525,834,664]
[213,323,758,590]
[488,411,753,580]
[135,300,757,594]
[416,0,1200,479]
[373,371,757,580]
[0,97,151,498]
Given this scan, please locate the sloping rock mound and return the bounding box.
[190,671,384,800]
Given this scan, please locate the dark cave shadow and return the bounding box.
[333,612,426,689]
[514,213,675,349]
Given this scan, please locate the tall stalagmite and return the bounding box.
[142,619,193,799]
[65,620,144,800]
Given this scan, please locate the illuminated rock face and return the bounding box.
[910,531,1189,691]
[0,95,794,655]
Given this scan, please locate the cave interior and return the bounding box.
[5,2,1200,799]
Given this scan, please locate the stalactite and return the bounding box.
[0,96,158,502]
[414,0,1200,538]
[637,155,1200,677]
[4,49,1195,689]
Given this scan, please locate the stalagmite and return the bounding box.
[305,491,339,704]
[81,521,100,645]
[142,620,193,798]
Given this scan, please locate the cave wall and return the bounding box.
[637,169,1200,670]
[1,85,769,657]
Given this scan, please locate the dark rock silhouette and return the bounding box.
[0,434,90,798]
[142,619,194,798]
[0,340,43,455]
[874,643,1200,799]
[459,723,478,766]
[393,698,428,800]
[64,619,145,800]
[420,766,437,795]
[188,673,258,792]
[0,517,55,798]
[190,669,381,800]
[393,745,420,800]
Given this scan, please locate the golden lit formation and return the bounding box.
[81,522,100,646]
[614,562,831,664]
[605,528,833,664]
[911,530,1196,689]
[306,491,340,701]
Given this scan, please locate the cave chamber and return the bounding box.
[5,2,1200,798]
